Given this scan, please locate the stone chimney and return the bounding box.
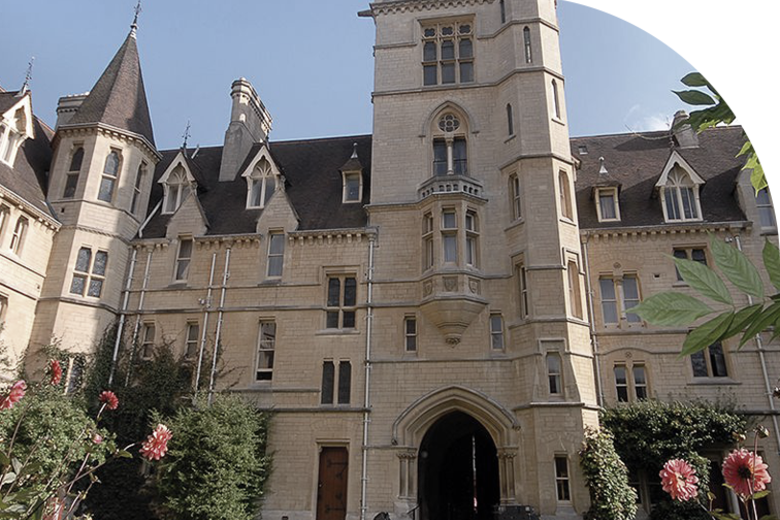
[672,110,699,149]
[219,78,272,182]
[55,93,89,129]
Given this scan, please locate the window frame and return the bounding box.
[184,321,199,360]
[97,149,121,204]
[690,341,729,379]
[174,237,194,283]
[567,260,583,319]
[489,314,505,351]
[523,26,533,64]
[614,362,649,402]
[547,352,563,396]
[551,80,562,121]
[130,162,146,215]
[756,188,777,230]
[598,274,642,326]
[673,247,708,282]
[422,212,434,271]
[441,209,458,264]
[595,187,621,222]
[325,274,358,330]
[558,170,573,220]
[554,456,571,502]
[321,359,352,405]
[404,316,418,353]
[0,293,8,332]
[465,209,479,268]
[342,172,362,203]
[63,146,84,199]
[140,322,156,360]
[660,167,703,223]
[506,103,514,136]
[516,260,529,319]
[421,19,475,87]
[162,165,190,214]
[266,232,285,279]
[69,246,108,298]
[510,173,522,222]
[9,216,28,255]
[255,320,276,381]
[247,157,278,209]
[0,205,9,243]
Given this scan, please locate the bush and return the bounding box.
[155,394,272,520]
[579,427,637,520]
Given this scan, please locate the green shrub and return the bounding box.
[579,427,637,520]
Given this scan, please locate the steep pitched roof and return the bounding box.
[0,114,54,216]
[141,135,372,239]
[572,126,748,230]
[66,31,155,145]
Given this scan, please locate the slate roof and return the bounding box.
[141,135,372,238]
[0,93,54,216]
[65,31,155,145]
[572,126,748,230]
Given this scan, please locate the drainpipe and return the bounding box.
[194,252,217,398]
[108,247,138,386]
[208,246,231,406]
[582,233,604,407]
[733,235,780,454]
[125,248,153,387]
[360,233,376,520]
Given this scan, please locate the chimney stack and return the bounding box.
[219,78,272,182]
[672,110,699,149]
[55,93,89,129]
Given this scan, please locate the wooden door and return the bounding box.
[317,447,349,520]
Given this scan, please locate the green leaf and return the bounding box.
[627,292,713,326]
[737,140,753,158]
[740,302,780,347]
[710,234,764,299]
[752,490,771,500]
[673,256,732,304]
[680,311,734,357]
[711,511,742,520]
[758,515,778,520]
[117,449,133,459]
[750,160,768,192]
[764,240,780,292]
[673,89,716,106]
[680,72,709,88]
[724,304,764,338]
[0,452,8,467]
[0,473,15,486]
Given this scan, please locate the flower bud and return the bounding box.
[756,425,770,439]
[733,432,747,443]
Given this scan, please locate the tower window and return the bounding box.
[555,456,571,501]
[442,209,458,263]
[516,260,529,318]
[465,210,479,267]
[547,352,562,395]
[0,205,9,241]
[404,317,418,352]
[98,150,121,203]
[500,0,506,23]
[63,147,84,199]
[510,174,522,221]
[523,27,533,63]
[558,170,573,220]
[422,21,474,86]
[567,260,583,319]
[130,162,146,215]
[490,314,505,350]
[422,212,434,270]
[552,80,561,120]
[506,103,514,136]
[69,247,108,298]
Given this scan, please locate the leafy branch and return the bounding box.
[629,234,780,356]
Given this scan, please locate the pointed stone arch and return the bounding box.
[392,385,518,447]
[419,100,479,137]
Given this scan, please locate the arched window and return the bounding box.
[506,103,514,136]
[164,165,190,214]
[500,0,506,23]
[131,162,146,215]
[247,158,277,209]
[432,111,468,176]
[558,170,572,220]
[510,174,521,221]
[523,27,532,63]
[98,150,120,203]
[662,167,700,221]
[552,80,561,120]
[9,217,27,254]
[0,108,28,166]
[63,147,84,199]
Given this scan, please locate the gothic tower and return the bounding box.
[362,0,595,517]
[29,21,159,357]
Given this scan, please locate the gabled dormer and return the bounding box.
[0,92,34,168]
[158,151,198,214]
[240,146,283,210]
[655,150,705,223]
[339,144,364,204]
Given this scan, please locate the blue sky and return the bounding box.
[0,1,715,150]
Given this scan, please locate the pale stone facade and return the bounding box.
[1,1,779,519]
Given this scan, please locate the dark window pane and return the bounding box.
[321,361,335,404]
[424,65,438,86]
[87,279,103,298]
[441,26,454,36]
[433,140,447,175]
[691,351,708,377]
[92,251,108,276]
[264,177,276,205]
[343,311,356,329]
[460,62,474,83]
[459,39,473,58]
[338,361,351,404]
[406,318,417,335]
[709,343,728,377]
[345,174,360,201]
[69,148,84,172]
[441,40,455,60]
[691,249,707,265]
[343,277,357,306]
[70,275,86,296]
[103,152,119,176]
[98,178,115,202]
[64,174,79,198]
[424,28,436,38]
[75,248,91,272]
[406,335,417,352]
[441,63,455,84]
[269,234,285,255]
[453,138,467,174]
[423,41,437,62]
[327,278,341,306]
[326,311,339,329]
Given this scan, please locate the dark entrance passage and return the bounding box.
[418,412,500,520]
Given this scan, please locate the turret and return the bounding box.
[219,78,272,182]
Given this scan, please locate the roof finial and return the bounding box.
[598,156,608,175]
[19,56,35,96]
[130,0,142,37]
[351,142,359,159]
[181,120,191,150]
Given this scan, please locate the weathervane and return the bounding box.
[20,57,35,95]
[130,1,142,35]
[182,120,192,150]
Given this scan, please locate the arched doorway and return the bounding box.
[417,411,500,520]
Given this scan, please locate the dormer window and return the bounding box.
[0,107,30,167]
[163,165,190,214]
[344,173,361,202]
[661,166,702,222]
[247,158,276,209]
[596,187,620,222]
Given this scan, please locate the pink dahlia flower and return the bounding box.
[140,424,172,461]
[50,359,62,386]
[659,459,699,501]
[723,448,772,497]
[0,380,27,410]
[99,390,119,411]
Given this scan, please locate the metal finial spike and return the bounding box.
[19,57,35,95]
[182,120,192,150]
[130,0,142,35]
[351,142,359,159]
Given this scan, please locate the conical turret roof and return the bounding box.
[67,30,154,145]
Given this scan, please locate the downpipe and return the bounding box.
[208,247,231,406]
[360,233,376,520]
[194,252,217,398]
[582,234,604,407]
[108,247,137,386]
[125,248,153,386]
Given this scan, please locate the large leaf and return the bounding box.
[673,89,716,106]
[680,311,734,357]
[739,302,780,347]
[764,240,780,292]
[710,234,764,299]
[627,292,713,326]
[673,257,732,304]
[724,304,764,338]
[680,72,709,88]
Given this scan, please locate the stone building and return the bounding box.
[0,1,778,519]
